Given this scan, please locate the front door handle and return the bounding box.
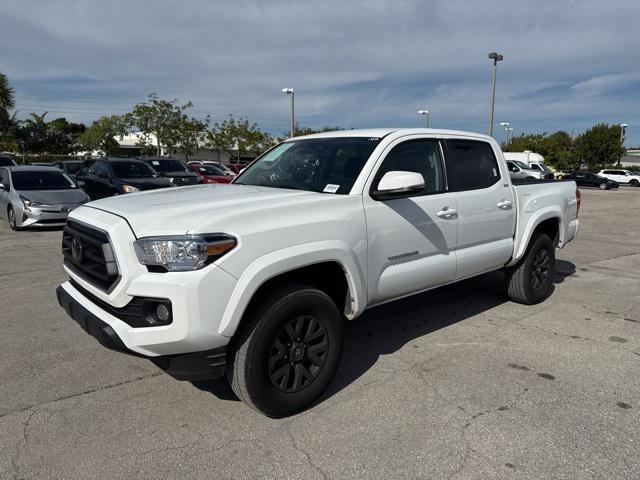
[436,208,458,219]
[497,200,513,210]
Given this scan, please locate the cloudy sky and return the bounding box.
[2,0,639,145]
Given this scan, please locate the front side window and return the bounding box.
[372,139,445,195]
[11,170,76,190]
[445,140,500,191]
[112,162,157,178]
[235,137,381,194]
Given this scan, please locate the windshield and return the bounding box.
[196,164,227,176]
[63,162,82,174]
[215,163,234,175]
[0,156,16,167]
[235,137,382,194]
[513,161,530,169]
[12,170,77,190]
[148,159,189,173]
[112,162,157,178]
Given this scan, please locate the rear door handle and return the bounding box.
[436,208,458,219]
[497,200,512,210]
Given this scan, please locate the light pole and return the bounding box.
[507,127,514,143]
[487,52,504,137]
[499,121,510,144]
[417,109,430,128]
[282,88,295,138]
[618,123,628,166]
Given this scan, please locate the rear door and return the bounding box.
[444,138,516,279]
[364,137,458,304]
[0,168,10,220]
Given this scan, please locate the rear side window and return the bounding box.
[445,140,500,191]
[373,139,445,195]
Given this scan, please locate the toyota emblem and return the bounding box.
[71,237,83,263]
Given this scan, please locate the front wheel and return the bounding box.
[505,233,555,305]
[630,179,639,187]
[7,206,20,231]
[599,182,608,190]
[227,284,343,417]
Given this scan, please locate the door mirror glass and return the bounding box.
[0,182,7,191]
[373,171,425,200]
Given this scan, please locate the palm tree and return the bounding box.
[0,72,16,129]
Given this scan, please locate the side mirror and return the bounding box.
[372,171,425,200]
[0,183,7,191]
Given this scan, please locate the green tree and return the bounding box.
[207,115,273,163]
[574,123,626,169]
[0,72,15,130]
[126,93,194,155]
[171,114,209,160]
[79,115,128,154]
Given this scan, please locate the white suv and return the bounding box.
[598,169,640,187]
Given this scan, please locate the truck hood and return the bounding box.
[84,184,331,237]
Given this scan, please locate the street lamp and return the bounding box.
[487,52,504,137]
[417,109,430,127]
[507,127,514,143]
[618,123,628,166]
[282,88,295,138]
[499,121,510,143]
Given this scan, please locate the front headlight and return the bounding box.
[121,184,140,193]
[134,235,236,271]
[20,195,47,208]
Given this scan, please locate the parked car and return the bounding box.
[597,169,640,187]
[566,171,618,190]
[78,157,173,199]
[140,157,201,186]
[56,128,580,416]
[0,155,17,167]
[506,160,545,180]
[189,160,238,176]
[0,166,89,230]
[53,160,84,180]
[187,163,235,183]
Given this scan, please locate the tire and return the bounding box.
[630,179,639,187]
[7,206,20,231]
[599,182,607,190]
[505,233,555,305]
[227,283,343,417]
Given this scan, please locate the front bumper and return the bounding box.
[57,284,226,380]
[20,206,71,227]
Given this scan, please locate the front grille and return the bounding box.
[173,176,199,185]
[37,218,67,224]
[62,220,120,292]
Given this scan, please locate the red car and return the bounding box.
[188,163,235,184]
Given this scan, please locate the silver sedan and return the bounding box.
[0,166,90,230]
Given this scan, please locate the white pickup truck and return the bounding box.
[57,128,580,416]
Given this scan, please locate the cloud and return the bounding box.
[2,0,640,144]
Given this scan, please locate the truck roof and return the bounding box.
[294,128,493,141]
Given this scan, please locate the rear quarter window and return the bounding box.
[445,140,501,191]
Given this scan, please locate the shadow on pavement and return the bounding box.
[193,261,577,408]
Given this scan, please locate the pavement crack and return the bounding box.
[0,371,163,419]
[286,427,328,480]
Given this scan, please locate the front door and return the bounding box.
[364,137,458,305]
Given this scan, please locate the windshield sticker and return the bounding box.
[151,160,160,165]
[323,184,340,193]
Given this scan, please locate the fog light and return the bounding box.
[156,304,170,322]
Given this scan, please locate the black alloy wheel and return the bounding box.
[530,248,551,292]
[268,315,329,393]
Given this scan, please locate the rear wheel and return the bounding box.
[506,233,555,305]
[599,182,608,190]
[7,206,20,231]
[227,284,343,417]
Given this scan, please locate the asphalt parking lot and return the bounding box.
[1,187,639,479]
